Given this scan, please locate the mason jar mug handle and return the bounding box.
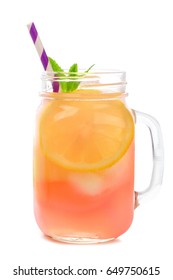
[133,110,164,207]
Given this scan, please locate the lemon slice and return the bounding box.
[39,96,134,171]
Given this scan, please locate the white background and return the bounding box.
[0,0,172,279]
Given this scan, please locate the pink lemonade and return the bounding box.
[33,90,135,243]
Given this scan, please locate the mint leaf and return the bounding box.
[48,57,64,72]
[67,63,95,92]
[67,63,80,92]
[69,63,78,73]
[49,57,67,92]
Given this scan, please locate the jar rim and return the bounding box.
[42,70,126,84]
[41,70,127,97]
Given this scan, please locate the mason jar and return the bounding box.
[33,70,164,244]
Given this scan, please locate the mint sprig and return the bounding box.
[48,57,94,93]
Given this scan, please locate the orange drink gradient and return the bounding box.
[33,90,135,242]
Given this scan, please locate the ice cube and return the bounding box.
[70,173,104,196]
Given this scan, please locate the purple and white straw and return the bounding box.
[27,22,52,71]
[27,22,59,92]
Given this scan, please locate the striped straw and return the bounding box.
[27,22,59,92]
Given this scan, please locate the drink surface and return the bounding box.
[33,90,135,241]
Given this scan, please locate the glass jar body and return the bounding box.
[33,76,135,243]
